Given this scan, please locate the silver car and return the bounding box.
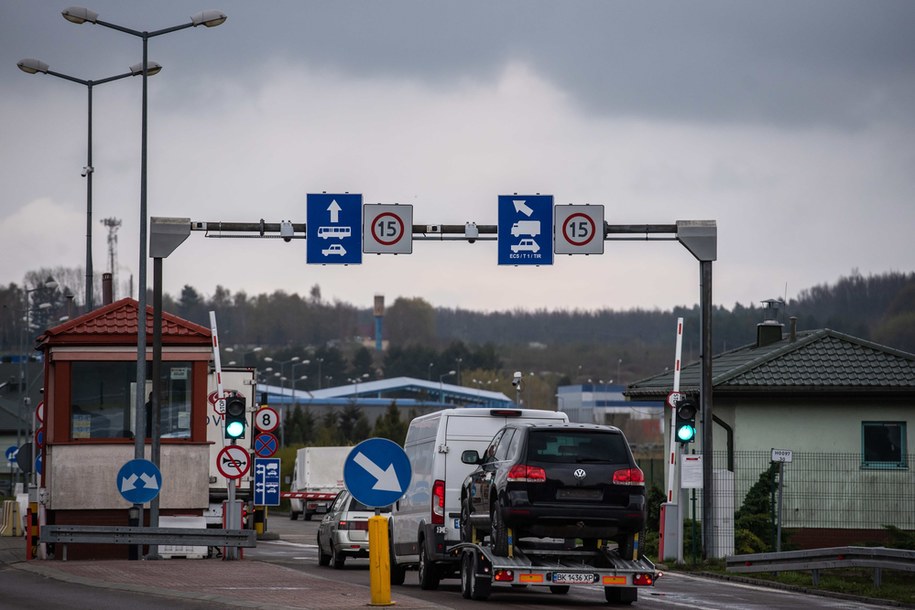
[317,490,391,569]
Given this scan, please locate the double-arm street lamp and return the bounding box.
[16,58,161,313]
[61,5,227,459]
[60,5,226,556]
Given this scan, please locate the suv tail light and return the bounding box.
[507,464,546,483]
[340,520,369,531]
[432,479,445,525]
[612,467,645,486]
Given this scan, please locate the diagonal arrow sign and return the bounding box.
[139,472,159,490]
[354,451,402,493]
[328,199,342,223]
[120,473,139,493]
[513,199,534,217]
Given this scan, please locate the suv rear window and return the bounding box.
[350,498,392,512]
[527,430,629,464]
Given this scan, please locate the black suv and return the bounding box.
[460,423,646,557]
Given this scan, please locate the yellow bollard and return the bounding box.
[368,514,393,606]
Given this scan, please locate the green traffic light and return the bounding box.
[676,424,696,442]
[225,420,245,438]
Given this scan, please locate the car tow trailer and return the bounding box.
[450,539,659,604]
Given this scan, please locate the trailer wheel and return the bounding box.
[304,511,313,521]
[460,552,473,599]
[549,585,570,594]
[605,586,637,605]
[418,540,440,590]
[462,550,491,601]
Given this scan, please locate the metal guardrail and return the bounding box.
[40,525,256,561]
[726,546,915,587]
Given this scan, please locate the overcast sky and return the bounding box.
[3,1,914,313]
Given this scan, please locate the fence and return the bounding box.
[704,451,915,550]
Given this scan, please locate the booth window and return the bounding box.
[70,361,193,440]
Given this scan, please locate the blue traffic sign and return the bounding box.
[307,193,363,265]
[254,458,281,506]
[343,438,411,508]
[253,432,279,458]
[497,194,554,265]
[4,445,17,463]
[116,458,162,504]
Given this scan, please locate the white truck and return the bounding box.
[204,367,257,527]
[288,446,351,521]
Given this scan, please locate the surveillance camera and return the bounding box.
[513,371,522,380]
[511,371,522,387]
[280,220,294,242]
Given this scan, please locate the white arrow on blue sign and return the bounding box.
[343,438,412,508]
[254,458,281,506]
[306,193,363,265]
[117,458,162,504]
[497,194,554,266]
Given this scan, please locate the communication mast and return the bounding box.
[101,217,121,299]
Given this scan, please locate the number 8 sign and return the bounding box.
[255,407,280,433]
[363,204,413,254]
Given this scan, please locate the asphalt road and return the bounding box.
[251,513,892,610]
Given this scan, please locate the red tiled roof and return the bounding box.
[37,298,211,348]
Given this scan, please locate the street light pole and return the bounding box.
[62,5,226,555]
[16,59,159,313]
[439,370,456,404]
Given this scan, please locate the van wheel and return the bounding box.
[418,540,440,590]
[389,532,406,586]
[491,505,508,557]
[289,511,299,521]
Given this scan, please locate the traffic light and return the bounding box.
[224,392,247,440]
[675,396,697,444]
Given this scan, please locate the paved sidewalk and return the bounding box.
[0,535,440,609]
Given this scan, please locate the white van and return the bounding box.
[389,407,568,589]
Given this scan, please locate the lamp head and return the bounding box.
[191,10,227,27]
[17,59,49,75]
[62,6,99,24]
[129,61,163,77]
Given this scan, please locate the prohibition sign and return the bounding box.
[217,445,251,479]
[371,212,405,246]
[562,212,596,246]
[254,432,279,458]
[255,407,280,433]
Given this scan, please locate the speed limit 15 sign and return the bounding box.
[363,204,413,254]
[554,204,605,255]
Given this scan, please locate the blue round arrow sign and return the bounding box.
[116,458,162,504]
[343,438,411,508]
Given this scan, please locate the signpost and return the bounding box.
[554,205,604,254]
[216,445,251,480]
[363,204,413,254]
[116,458,162,504]
[497,194,554,266]
[254,458,280,506]
[344,437,411,607]
[307,193,363,264]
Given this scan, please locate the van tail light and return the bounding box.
[432,479,445,525]
[613,467,645,486]
[507,464,546,483]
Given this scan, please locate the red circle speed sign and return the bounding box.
[371,211,405,246]
[562,212,597,247]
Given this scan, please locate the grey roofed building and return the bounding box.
[625,324,915,400]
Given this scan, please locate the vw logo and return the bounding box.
[573,468,586,480]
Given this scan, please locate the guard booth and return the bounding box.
[35,298,213,559]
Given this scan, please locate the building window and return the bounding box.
[70,361,193,440]
[861,421,907,469]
